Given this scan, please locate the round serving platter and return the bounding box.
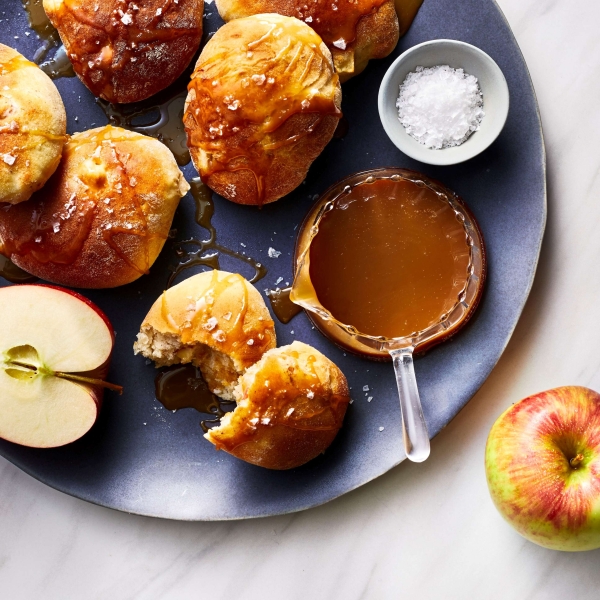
[0,0,545,520]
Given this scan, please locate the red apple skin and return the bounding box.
[485,386,600,551]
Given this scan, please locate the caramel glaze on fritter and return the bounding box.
[215,0,400,81]
[43,0,204,103]
[0,126,189,288]
[184,14,342,206]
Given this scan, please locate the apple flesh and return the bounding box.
[0,285,118,448]
[485,386,600,551]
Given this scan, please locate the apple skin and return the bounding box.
[485,386,600,551]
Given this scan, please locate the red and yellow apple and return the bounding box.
[485,386,600,551]
[0,284,120,448]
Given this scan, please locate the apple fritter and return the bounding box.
[0,126,189,288]
[215,0,400,81]
[43,0,204,103]
[0,44,67,204]
[183,14,342,206]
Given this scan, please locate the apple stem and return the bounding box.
[53,372,124,394]
[570,454,585,469]
[6,360,123,395]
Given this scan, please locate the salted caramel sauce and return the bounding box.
[22,0,58,44]
[20,0,75,76]
[168,178,267,286]
[291,171,484,359]
[39,44,76,80]
[21,0,60,62]
[266,287,302,324]
[0,127,160,273]
[396,0,424,36]
[307,177,471,338]
[184,18,341,205]
[155,364,236,432]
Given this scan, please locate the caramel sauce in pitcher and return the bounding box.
[294,173,475,343]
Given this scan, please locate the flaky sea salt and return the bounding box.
[396,65,484,149]
[203,317,218,331]
[212,330,226,342]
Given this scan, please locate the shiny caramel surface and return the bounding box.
[184,15,341,204]
[222,0,388,48]
[308,177,471,339]
[266,286,302,324]
[156,269,276,364]
[155,364,236,432]
[168,179,267,287]
[0,127,154,271]
[208,344,349,461]
[0,255,37,283]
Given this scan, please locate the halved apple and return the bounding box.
[0,285,120,448]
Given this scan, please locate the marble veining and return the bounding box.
[2,0,600,598]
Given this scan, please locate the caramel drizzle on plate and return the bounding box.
[168,179,268,287]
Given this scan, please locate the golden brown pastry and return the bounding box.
[215,0,399,81]
[0,125,189,288]
[183,14,342,206]
[134,270,277,400]
[206,341,350,470]
[0,44,67,204]
[43,0,204,104]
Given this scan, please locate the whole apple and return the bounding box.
[485,386,600,551]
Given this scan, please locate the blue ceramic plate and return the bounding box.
[0,0,545,520]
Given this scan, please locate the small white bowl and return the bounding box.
[378,39,510,166]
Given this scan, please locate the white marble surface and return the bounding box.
[2,1,600,598]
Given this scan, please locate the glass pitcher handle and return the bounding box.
[389,347,430,463]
